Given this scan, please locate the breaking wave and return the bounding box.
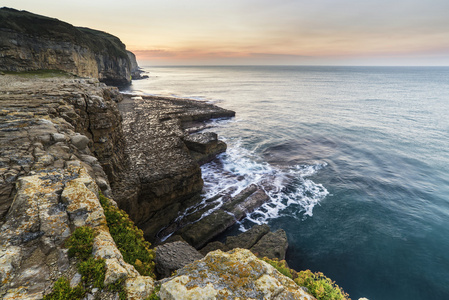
[201,139,329,231]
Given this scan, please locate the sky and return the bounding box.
[3,0,449,66]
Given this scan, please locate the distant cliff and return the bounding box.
[0,7,135,85]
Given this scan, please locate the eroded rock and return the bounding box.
[250,229,289,260]
[155,241,204,279]
[159,248,315,300]
[114,94,234,242]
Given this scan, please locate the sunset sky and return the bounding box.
[4,0,449,66]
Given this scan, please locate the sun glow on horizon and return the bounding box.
[4,0,449,66]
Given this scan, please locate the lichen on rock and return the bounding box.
[159,248,316,300]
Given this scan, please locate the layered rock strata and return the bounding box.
[160,184,272,249]
[0,75,152,299]
[0,75,126,221]
[0,74,309,299]
[0,8,133,85]
[114,94,235,243]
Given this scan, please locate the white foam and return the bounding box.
[201,139,329,230]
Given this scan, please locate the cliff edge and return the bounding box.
[0,7,134,86]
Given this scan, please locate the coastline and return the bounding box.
[1,74,314,299]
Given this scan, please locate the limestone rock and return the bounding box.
[125,276,155,300]
[251,229,289,260]
[155,241,204,278]
[198,241,228,256]
[0,75,126,219]
[0,8,133,86]
[226,224,271,249]
[180,210,236,249]
[159,249,315,300]
[71,134,90,150]
[183,132,227,165]
[113,94,234,242]
[177,185,270,249]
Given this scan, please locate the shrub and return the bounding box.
[261,257,350,300]
[262,257,293,279]
[99,192,156,278]
[65,226,95,261]
[295,270,350,300]
[78,257,106,289]
[42,277,84,300]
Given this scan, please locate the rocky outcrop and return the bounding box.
[113,94,235,243]
[126,50,147,80]
[155,241,204,279]
[0,8,133,85]
[159,248,315,299]
[199,224,289,260]
[172,184,271,249]
[0,75,154,299]
[183,132,227,165]
[0,75,126,221]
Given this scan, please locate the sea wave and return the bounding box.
[201,139,329,231]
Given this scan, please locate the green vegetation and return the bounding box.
[146,284,161,300]
[99,192,156,278]
[65,226,95,261]
[295,270,351,300]
[262,257,351,300]
[108,278,128,300]
[42,277,84,300]
[78,257,106,289]
[45,192,157,299]
[45,226,124,299]
[261,257,293,278]
[44,226,106,299]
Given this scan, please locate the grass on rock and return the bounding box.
[262,257,351,300]
[99,192,156,278]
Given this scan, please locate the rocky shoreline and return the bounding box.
[112,93,235,244]
[0,74,315,299]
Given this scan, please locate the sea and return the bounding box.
[124,65,449,300]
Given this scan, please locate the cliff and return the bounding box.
[126,50,147,79]
[114,94,235,243]
[0,7,132,85]
[0,75,153,299]
[0,74,319,300]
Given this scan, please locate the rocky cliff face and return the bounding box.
[0,8,133,86]
[114,95,235,243]
[126,50,147,80]
[0,75,126,222]
[0,74,317,300]
[0,75,152,299]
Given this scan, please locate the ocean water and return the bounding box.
[124,65,449,300]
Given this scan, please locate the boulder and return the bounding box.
[176,185,270,249]
[155,241,204,279]
[225,224,271,249]
[183,132,227,165]
[198,241,229,256]
[70,134,90,150]
[180,210,236,249]
[250,229,289,260]
[159,249,315,300]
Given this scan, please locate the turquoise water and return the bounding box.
[125,66,449,299]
